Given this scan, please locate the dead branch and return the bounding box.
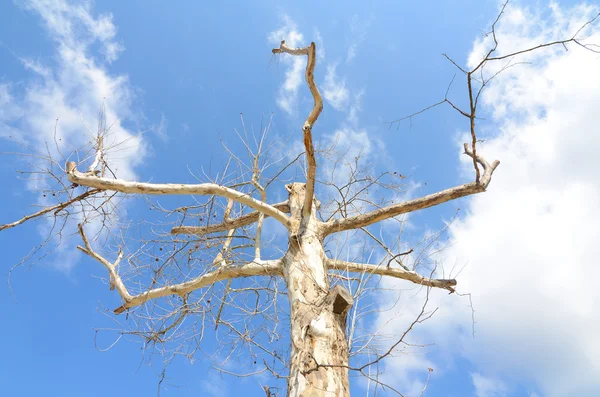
[327,259,456,292]
[322,145,499,236]
[77,223,283,314]
[360,228,410,271]
[272,40,323,217]
[77,224,131,301]
[171,201,290,236]
[112,258,282,314]
[66,162,292,229]
[1,188,103,231]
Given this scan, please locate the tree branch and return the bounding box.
[77,224,131,301]
[327,259,456,292]
[171,201,290,235]
[88,134,104,174]
[65,162,292,229]
[1,188,103,232]
[272,41,323,217]
[113,259,282,314]
[322,145,499,236]
[78,224,284,314]
[252,149,267,260]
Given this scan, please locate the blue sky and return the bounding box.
[1,0,599,396]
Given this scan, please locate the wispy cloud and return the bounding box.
[471,373,508,397]
[348,89,364,125]
[346,14,373,63]
[5,0,144,180]
[268,15,305,115]
[21,0,124,63]
[154,113,168,141]
[322,63,349,111]
[314,28,325,60]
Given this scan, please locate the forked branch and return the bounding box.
[77,224,131,301]
[322,145,499,236]
[272,41,323,217]
[77,222,284,314]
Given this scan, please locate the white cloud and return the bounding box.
[201,378,229,397]
[6,0,144,180]
[346,14,373,63]
[314,28,325,60]
[326,127,373,159]
[268,15,306,115]
[376,3,600,397]
[0,84,24,138]
[155,113,168,141]
[348,89,364,125]
[471,373,508,397]
[21,0,124,63]
[1,0,149,271]
[323,63,349,111]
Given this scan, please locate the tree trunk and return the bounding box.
[284,183,353,397]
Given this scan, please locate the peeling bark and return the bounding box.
[283,183,352,397]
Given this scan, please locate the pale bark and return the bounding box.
[66,162,292,229]
[88,134,103,174]
[283,183,352,397]
[327,259,456,292]
[113,258,282,314]
[77,224,129,299]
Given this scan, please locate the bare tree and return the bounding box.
[3,3,599,396]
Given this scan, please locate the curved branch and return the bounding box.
[77,224,131,302]
[327,258,456,292]
[273,41,323,217]
[322,146,499,236]
[114,259,283,314]
[171,201,290,236]
[78,224,284,314]
[66,162,292,229]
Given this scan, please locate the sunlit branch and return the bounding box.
[171,201,290,235]
[88,134,103,174]
[252,151,266,260]
[272,41,323,217]
[327,259,456,292]
[322,145,499,236]
[77,224,130,301]
[114,259,282,313]
[77,221,283,314]
[65,162,291,229]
